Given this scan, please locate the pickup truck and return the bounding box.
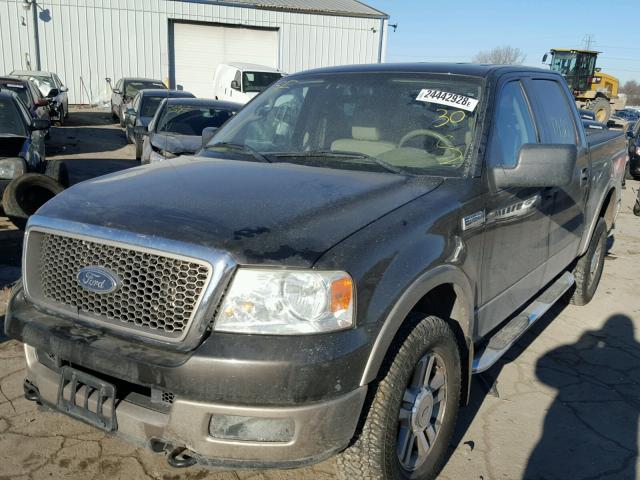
[5,64,627,480]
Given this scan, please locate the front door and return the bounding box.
[477,79,553,338]
[526,77,589,282]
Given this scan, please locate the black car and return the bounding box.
[0,76,51,132]
[0,91,51,218]
[124,89,195,160]
[11,70,69,125]
[627,120,640,179]
[141,98,241,164]
[108,77,167,127]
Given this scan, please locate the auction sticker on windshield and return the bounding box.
[416,89,479,112]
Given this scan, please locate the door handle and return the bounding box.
[580,167,590,184]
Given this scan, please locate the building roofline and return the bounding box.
[181,0,388,19]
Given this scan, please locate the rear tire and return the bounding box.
[57,106,65,126]
[634,201,640,217]
[1,173,64,230]
[570,218,607,306]
[111,104,119,122]
[589,97,611,123]
[336,314,461,480]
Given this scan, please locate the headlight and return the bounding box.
[0,158,26,180]
[215,269,354,335]
[149,150,177,163]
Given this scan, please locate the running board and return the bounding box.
[472,271,575,374]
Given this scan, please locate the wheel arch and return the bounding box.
[580,184,618,256]
[360,265,475,400]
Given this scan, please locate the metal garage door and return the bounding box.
[173,22,279,98]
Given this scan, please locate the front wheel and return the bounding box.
[336,315,461,480]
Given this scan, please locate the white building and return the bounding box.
[0,0,388,102]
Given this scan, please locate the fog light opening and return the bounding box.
[209,414,295,443]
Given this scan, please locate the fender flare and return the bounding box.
[579,181,619,256]
[359,264,475,386]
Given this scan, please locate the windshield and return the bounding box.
[126,81,166,98]
[0,82,29,106]
[15,75,53,96]
[208,72,484,175]
[0,98,26,136]
[157,104,235,135]
[551,53,577,76]
[141,96,167,117]
[242,71,283,93]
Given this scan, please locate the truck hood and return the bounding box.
[36,156,443,266]
[150,132,201,155]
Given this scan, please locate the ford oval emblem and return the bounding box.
[76,266,120,294]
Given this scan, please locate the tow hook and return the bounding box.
[167,447,198,468]
[23,379,41,404]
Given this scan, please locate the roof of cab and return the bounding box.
[138,89,194,98]
[10,70,54,77]
[162,97,242,110]
[123,78,166,84]
[225,62,282,73]
[292,62,555,78]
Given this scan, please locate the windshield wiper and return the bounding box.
[272,150,409,175]
[206,142,272,163]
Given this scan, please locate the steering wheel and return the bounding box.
[398,129,456,149]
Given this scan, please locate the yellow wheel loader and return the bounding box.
[543,49,624,123]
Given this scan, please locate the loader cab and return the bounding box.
[547,49,598,94]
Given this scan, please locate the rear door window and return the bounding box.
[527,79,577,145]
[489,81,538,167]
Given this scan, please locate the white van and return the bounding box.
[213,63,284,104]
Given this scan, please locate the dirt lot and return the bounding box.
[1,109,639,479]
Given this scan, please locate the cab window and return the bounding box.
[528,79,577,145]
[489,81,538,167]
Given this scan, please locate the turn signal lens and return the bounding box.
[331,276,353,313]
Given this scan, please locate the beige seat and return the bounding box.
[331,126,395,157]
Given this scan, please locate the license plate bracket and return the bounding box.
[57,366,117,432]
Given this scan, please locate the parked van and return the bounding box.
[213,63,283,104]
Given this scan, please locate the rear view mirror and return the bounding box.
[31,119,50,131]
[491,144,577,189]
[542,53,548,63]
[202,127,219,147]
[231,80,240,91]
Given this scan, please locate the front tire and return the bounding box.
[570,218,607,305]
[589,97,611,123]
[336,315,461,480]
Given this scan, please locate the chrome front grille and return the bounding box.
[35,232,211,339]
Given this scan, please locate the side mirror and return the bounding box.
[47,88,60,98]
[126,107,136,116]
[627,130,635,139]
[230,80,240,91]
[112,88,122,95]
[31,119,51,131]
[177,84,184,91]
[201,127,219,147]
[491,144,577,189]
[60,86,68,93]
[542,53,548,63]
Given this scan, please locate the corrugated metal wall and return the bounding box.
[0,0,386,103]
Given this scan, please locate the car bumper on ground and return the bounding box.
[5,285,370,469]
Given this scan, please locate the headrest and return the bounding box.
[352,126,380,141]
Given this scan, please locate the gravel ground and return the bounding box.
[1,109,639,479]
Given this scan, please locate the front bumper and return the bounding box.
[5,285,370,468]
[23,344,366,468]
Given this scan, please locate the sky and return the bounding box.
[365,0,640,85]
